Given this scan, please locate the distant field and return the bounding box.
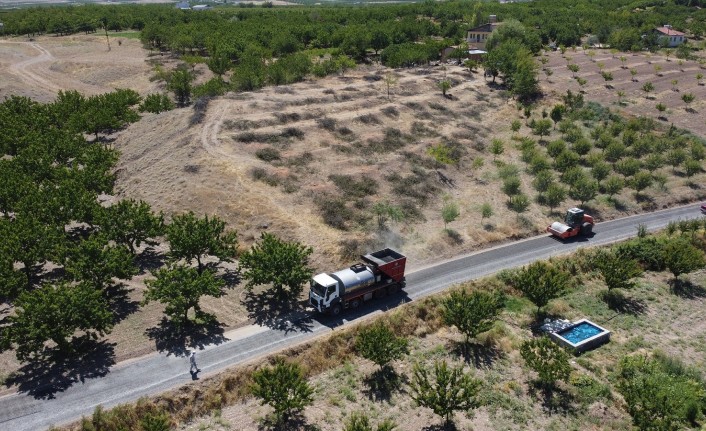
[0,0,172,8]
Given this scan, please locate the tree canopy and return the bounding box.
[238,232,313,301]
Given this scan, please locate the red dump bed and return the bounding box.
[361,248,406,282]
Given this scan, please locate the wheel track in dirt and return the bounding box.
[3,41,62,96]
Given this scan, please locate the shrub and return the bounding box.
[315,194,354,230]
[255,147,281,162]
[317,117,337,131]
[613,237,665,271]
[329,174,378,197]
[521,337,571,389]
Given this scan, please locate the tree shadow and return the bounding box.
[105,283,140,324]
[5,338,115,399]
[444,228,463,245]
[257,413,319,431]
[134,246,166,274]
[670,279,706,299]
[635,193,654,204]
[451,342,502,368]
[421,422,459,431]
[609,197,628,211]
[527,382,576,415]
[482,223,495,231]
[362,366,408,402]
[144,315,227,357]
[220,267,241,288]
[242,290,313,334]
[600,290,646,315]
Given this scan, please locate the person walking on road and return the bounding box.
[189,350,200,374]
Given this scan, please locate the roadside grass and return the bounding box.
[111,31,141,40]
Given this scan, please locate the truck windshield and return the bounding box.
[311,281,327,297]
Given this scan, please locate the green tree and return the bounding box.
[167,67,194,107]
[683,159,702,179]
[533,170,553,194]
[437,79,451,97]
[591,161,611,185]
[520,336,571,390]
[596,250,643,291]
[512,52,540,101]
[166,212,238,273]
[441,201,460,229]
[251,358,313,426]
[641,82,654,98]
[5,282,113,361]
[681,92,695,110]
[567,63,579,78]
[143,264,224,326]
[532,119,552,141]
[502,176,522,196]
[355,322,409,370]
[630,171,653,195]
[515,261,570,313]
[666,149,687,173]
[545,183,567,214]
[604,175,624,198]
[372,201,403,230]
[569,178,598,207]
[383,72,397,101]
[99,199,164,254]
[442,289,504,346]
[207,50,231,79]
[549,104,565,128]
[480,203,493,225]
[63,234,137,291]
[0,258,26,301]
[511,119,521,135]
[617,355,706,431]
[238,232,313,300]
[490,138,504,160]
[138,93,174,114]
[410,360,482,427]
[630,68,638,82]
[0,215,63,287]
[663,237,706,282]
[508,194,530,215]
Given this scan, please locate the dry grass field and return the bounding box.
[1,34,706,406]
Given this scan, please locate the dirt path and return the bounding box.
[3,41,63,96]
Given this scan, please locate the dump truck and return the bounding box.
[309,248,406,316]
[547,207,594,239]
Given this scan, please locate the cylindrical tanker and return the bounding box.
[329,264,376,296]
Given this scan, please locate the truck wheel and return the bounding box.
[387,284,400,295]
[374,288,387,299]
[350,298,361,309]
[330,303,342,316]
[581,222,593,236]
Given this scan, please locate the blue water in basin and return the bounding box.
[558,322,603,344]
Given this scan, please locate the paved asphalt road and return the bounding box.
[0,204,703,430]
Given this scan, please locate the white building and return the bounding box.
[655,25,685,47]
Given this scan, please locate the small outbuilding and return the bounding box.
[175,1,191,10]
[654,25,686,47]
